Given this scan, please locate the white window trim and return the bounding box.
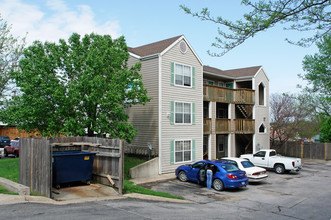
[258,81,266,106]
[174,101,192,125]
[174,139,192,164]
[218,81,225,87]
[174,62,192,88]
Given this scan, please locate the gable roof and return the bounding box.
[204,65,262,79]
[128,35,182,57]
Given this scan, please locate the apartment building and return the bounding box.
[127,35,269,174]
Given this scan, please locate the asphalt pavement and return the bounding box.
[0,159,330,219]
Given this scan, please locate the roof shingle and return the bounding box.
[128,35,182,57]
[204,65,261,78]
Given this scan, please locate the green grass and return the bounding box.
[0,156,184,200]
[124,156,147,179]
[0,158,19,182]
[0,158,20,195]
[123,156,184,200]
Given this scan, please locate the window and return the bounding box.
[208,80,214,86]
[218,81,225,87]
[254,151,266,157]
[241,160,255,168]
[175,140,192,163]
[259,124,266,133]
[175,102,191,124]
[175,63,191,87]
[259,83,265,105]
[225,82,233,88]
[192,162,205,169]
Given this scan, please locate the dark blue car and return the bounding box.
[175,160,248,191]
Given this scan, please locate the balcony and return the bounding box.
[203,85,255,104]
[235,119,255,134]
[215,119,230,133]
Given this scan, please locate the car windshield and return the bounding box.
[221,164,239,172]
[241,160,255,168]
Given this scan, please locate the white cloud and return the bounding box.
[0,0,121,45]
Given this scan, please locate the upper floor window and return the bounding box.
[259,83,265,105]
[259,124,266,133]
[175,63,191,87]
[175,102,191,124]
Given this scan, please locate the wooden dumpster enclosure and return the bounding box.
[19,137,124,198]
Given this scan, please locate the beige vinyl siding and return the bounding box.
[127,55,159,151]
[253,68,270,151]
[160,40,203,173]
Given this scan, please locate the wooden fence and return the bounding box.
[271,141,331,160]
[19,137,124,198]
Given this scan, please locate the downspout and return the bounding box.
[158,54,162,174]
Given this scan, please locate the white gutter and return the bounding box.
[203,71,254,80]
[158,54,162,175]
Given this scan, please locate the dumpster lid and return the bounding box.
[53,151,96,157]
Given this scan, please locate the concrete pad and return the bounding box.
[0,177,30,196]
[52,183,119,201]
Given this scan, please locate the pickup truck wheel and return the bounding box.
[14,150,19,158]
[4,149,7,157]
[275,164,285,174]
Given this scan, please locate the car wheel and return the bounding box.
[14,150,19,158]
[178,171,188,182]
[4,149,7,157]
[213,179,224,191]
[275,164,285,174]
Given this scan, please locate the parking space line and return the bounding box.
[168,181,203,190]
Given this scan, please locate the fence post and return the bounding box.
[301,142,303,160]
[325,143,327,161]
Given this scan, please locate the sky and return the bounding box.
[0,0,319,95]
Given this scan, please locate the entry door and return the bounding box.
[216,134,228,159]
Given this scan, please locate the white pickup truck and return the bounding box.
[240,149,302,174]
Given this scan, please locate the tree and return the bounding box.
[320,116,331,142]
[0,14,25,99]
[300,34,331,142]
[180,0,331,56]
[2,33,151,142]
[270,93,317,148]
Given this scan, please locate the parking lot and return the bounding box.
[140,160,331,219]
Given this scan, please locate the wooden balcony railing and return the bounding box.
[203,85,255,104]
[235,89,255,104]
[203,118,212,134]
[203,86,233,103]
[215,118,231,133]
[235,119,255,134]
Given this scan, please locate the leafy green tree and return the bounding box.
[300,34,331,142]
[320,116,331,142]
[180,0,330,56]
[301,34,330,115]
[0,14,25,99]
[3,33,151,142]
